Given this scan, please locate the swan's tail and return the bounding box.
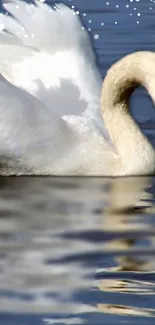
[0,0,93,55]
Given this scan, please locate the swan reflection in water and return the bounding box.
[0,177,154,321]
[96,176,155,318]
[0,1,153,175]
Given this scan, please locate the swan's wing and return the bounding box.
[0,74,78,172]
[0,1,103,121]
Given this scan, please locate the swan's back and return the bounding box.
[0,75,114,175]
[0,74,82,174]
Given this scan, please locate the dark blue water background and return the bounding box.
[1,0,155,324]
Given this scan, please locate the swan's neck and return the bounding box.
[101,51,155,175]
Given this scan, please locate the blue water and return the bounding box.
[1,177,155,325]
[1,0,155,324]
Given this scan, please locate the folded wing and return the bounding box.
[0,74,78,172]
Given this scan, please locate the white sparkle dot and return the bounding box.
[94,34,99,39]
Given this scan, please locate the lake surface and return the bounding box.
[1,0,155,324]
[1,176,155,325]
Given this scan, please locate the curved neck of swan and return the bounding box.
[101,51,155,175]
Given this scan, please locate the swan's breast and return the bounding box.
[61,115,117,175]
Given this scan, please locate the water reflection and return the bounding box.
[0,177,154,324]
[96,177,155,319]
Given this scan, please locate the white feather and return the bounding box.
[0,0,114,175]
[0,0,105,127]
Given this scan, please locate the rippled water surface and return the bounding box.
[1,0,155,324]
[1,176,155,325]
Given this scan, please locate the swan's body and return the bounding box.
[0,0,153,175]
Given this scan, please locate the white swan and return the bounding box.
[0,0,154,175]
